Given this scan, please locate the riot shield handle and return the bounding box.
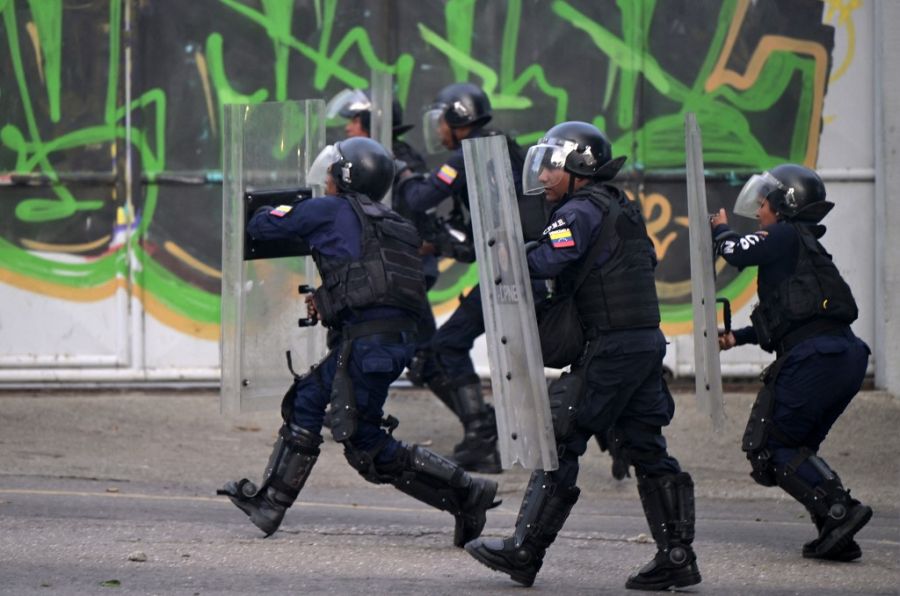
[715,297,732,334]
[298,284,319,327]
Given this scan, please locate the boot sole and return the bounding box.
[803,541,862,562]
[226,496,281,537]
[625,570,702,591]
[815,505,872,558]
[464,542,537,587]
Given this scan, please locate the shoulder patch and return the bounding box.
[436,164,458,185]
[269,204,293,218]
[550,227,575,249]
[542,217,569,236]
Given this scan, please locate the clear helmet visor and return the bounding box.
[522,142,573,195]
[307,144,341,189]
[421,107,446,154]
[734,171,781,219]
[325,88,370,119]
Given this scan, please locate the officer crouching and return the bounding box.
[218,137,500,549]
[712,163,872,561]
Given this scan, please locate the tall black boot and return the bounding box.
[465,470,580,587]
[802,511,862,561]
[218,423,321,536]
[424,369,462,417]
[626,472,702,591]
[452,382,502,474]
[775,454,871,560]
[390,445,501,547]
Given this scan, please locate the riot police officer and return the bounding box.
[218,137,499,549]
[326,87,439,380]
[465,122,702,591]
[395,82,533,474]
[712,163,872,561]
[326,87,428,174]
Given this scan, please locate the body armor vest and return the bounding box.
[557,184,660,331]
[750,223,857,352]
[447,130,546,246]
[313,192,426,327]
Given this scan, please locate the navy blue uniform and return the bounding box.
[248,197,416,465]
[530,194,680,490]
[714,221,869,486]
[396,131,484,384]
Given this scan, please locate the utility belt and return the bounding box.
[328,318,417,443]
[776,319,849,357]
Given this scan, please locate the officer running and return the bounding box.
[326,87,439,388]
[712,163,872,561]
[395,82,533,474]
[465,122,702,591]
[218,137,500,549]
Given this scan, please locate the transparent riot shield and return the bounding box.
[221,100,328,414]
[369,71,394,206]
[462,135,558,471]
[685,113,726,430]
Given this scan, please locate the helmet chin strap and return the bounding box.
[561,174,579,200]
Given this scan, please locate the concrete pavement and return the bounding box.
[0,386,898,594]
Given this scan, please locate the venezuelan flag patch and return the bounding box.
[436,164,458,185]
[269,204,293,218]
[550,228,575,248]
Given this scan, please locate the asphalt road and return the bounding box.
[1,388,898,595]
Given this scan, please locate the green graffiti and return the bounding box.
[26,0,61,123]
[0,0,835,341]
[443,0,476,83]
[418,0,568,144]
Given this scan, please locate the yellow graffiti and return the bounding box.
[194,50,218,137]
[164,240,222,279]
[824,0,862,82]
[25,22,44,83]
[142,291,220,341]
[20,234,112,253]
[705,0,828,167]
[625,188,689,263]
[0,267,120,301]
[0,266,219,339]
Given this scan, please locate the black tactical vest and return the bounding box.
[312,192,427,327]
[447,129,548,246]
[750,223,857,352]
[557,184,660,331]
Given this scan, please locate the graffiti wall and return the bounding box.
[0,0,874,382]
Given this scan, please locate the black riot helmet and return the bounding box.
[734,163,832,222]
[326,88,414,136]
[522,121,626,195]
[422,83,492,153]
[767,164,830,221]
[308,137,394,201]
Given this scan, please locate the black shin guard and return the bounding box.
[465,470,580,587]
[218,423,321,536]
[626,472,701,591]
[389,445,500,547]
[451,383,501,473]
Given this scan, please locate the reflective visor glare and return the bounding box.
[307,145,339,189]
[733,173,776,219]
[522,144,566,195]
[325,89,369,119]
[422,109,444,154]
